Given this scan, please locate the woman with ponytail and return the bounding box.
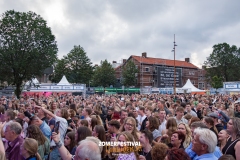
[20,138,42,160]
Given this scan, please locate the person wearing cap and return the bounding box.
[208,112,224,133]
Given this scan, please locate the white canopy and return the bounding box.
[25,78,39,85]
[57,75,71,85]
[181,79,205,92]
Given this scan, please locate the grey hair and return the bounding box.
[6,122,22,135]
[231,117,240,138]
[86,136,103,153]
[194,127,217,153]
[78,139,101,160]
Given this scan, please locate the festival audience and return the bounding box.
[64,131,77,155]
[151,143,168,160]
[169,131,185,149]
[4,122,24,160]
[139,129,153,160]
[222,117,240,159]
[218,129,230,152]
[20,138,42,160]
[27,125,50,160]
[191,127,218,160]
[0,93,239,160]
[120,117,140,141]
[166,148,191,160]
[177,123,192,148]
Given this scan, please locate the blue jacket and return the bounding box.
[185,142,222,160]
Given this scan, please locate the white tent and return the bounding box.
[181,79,205,92]
[25,78,39,85]
[57,75,71,85]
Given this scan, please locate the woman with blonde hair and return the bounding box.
[110,131,139,160]
[20,138,42,160]
[177,123,192,148]
[27,125,50,160]
[120,117,140,141]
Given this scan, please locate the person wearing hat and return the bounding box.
[208,112,224,133]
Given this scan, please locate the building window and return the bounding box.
[135,65,138,69]
[198,82,205,89]
[145,67,149,72]
[189,71,195,75]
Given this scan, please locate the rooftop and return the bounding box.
[131,55,198,69]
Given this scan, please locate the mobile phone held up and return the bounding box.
[54,121,60,134]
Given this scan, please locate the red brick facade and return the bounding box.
[115,53,208,89]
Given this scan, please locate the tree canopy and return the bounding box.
[92,60,116,87]
[64,45,93,84]
[204,43,240,82]
[50,59,68,83]
[122,60,138,87]
[51,45,93,84]
[0,10,58,98]
[211,76,223,90]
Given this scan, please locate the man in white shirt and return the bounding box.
[136,106,146,131]
[158,109,167,134]
[174,107,188,125]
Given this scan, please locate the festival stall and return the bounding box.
[23,75,86,97]
[180,79,205,95]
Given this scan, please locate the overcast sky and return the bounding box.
[1,0,240,68]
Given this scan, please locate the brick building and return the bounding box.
[115,52,208,89]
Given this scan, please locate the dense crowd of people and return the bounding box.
[0,92,240,160]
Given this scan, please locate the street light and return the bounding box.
[172,34,177,94]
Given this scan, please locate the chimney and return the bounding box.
[112,61,116,63]
[123,59,127,63]
[142,52,147,58]
[185,58,190,63]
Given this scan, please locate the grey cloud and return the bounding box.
[1,0,240,67]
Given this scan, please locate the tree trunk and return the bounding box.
[14,83,22,99]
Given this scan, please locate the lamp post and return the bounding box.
[172,34,177,94]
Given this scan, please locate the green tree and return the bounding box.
[211,76,223,91]
[122,60,138,87]
[63,45,93,84]
[204,43,240,82]
[92,60,116,87]
[0,10,58,98]
[50,59,68,83]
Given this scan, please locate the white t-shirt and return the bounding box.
[50,116,68,146]
[158,119,167,134]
